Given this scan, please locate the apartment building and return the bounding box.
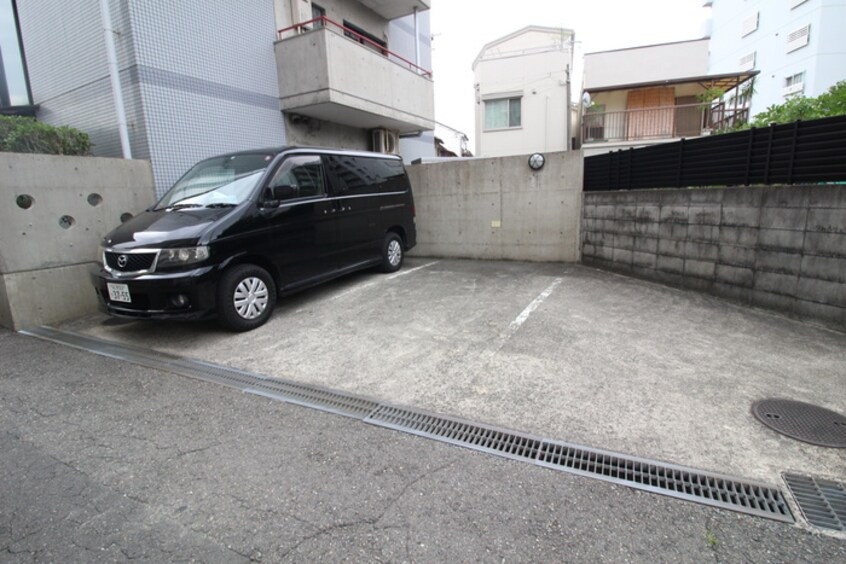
[473,26,575,158]
[707,0,846,117]
[6,0,433,194]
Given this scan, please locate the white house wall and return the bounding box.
[583,39,710,91]
[474,29,573,158]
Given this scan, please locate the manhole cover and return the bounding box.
[752,399,846,448]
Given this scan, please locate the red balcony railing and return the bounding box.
[277,16,432,79]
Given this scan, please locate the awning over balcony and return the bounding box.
[584,70,759,94]
[357,0,430,20]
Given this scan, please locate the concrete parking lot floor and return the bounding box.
[2,329,845,561]
[62,259,846,488]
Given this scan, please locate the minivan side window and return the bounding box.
[267,155,326,201]
[325,155,407,196]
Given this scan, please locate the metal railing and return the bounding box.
[277,16,432,79]
[582,103,750,143]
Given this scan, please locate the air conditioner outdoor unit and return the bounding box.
[371,128,400,154]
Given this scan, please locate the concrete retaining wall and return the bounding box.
[0,153,155,330]
[408,151,583,262]
[582,185,846,330]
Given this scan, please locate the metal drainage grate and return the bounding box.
[23,326,795,524]
[366,405,794,523]
[21,327,379,420]
[784,473,846,532]
[366,405,542,462]
[752,399,846,448]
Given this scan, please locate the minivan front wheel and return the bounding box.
[380,233,404,273]
[217,264,277,332]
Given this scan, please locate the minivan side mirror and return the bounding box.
[261,184,297,207]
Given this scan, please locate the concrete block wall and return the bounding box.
[408,151,583,262]
[0,153,155,330]
[582,185,846,330]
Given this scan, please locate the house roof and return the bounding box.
[472,25,575,70]
[584,37,709,57]
[584,70,759,94]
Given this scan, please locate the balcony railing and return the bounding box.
[277,16,432,78]
[582,103,750,143]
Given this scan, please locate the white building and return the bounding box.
[8,0,434,194]
[707,0,846,118]
[581,39,755,156]
[472,26,575,158]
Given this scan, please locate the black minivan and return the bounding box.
[91,147,416,331]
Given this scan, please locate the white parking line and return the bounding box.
[508,278,563,331]
[386,260,440,280]
[329,260,440,302]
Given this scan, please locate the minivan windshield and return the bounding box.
[154,153,274,210]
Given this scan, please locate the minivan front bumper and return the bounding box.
[90,264,220,320]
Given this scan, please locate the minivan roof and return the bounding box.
[206,147,404,161]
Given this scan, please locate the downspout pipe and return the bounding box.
[99,0,132,159]
[413,6,420,71]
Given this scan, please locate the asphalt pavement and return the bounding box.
[1,328,844,562]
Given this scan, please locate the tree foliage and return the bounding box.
[0,116,91,156]
[747,80,846,128]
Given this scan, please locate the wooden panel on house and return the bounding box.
[626,87,675,140]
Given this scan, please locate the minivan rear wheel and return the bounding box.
[217,264,276,332]
[380,233,404,273]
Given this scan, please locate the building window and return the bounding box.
[786,25,810,53]
[484,97,521,130]
[741,12,759,37]
[0,0,32,110]
[343,20,387,54]
[738,51,756,71]
[783,72,805,97]
[311,3,325,28]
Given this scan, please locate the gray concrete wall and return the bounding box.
[0,153,155,330]
[408,151,583,262]
[582,186,846,330]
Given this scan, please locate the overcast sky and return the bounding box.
[431,0,711,152]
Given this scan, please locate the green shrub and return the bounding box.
[0,115,91,156]
[748,80,846,128]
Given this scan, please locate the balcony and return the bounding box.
[357,0,430,19]
[275,17,434,134]
[582,103,750,144]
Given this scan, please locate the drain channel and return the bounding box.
[367,405,794,523]
[784,474,846,532]
[23,326,794,524]
[21,327,379,420]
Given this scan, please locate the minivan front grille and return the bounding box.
[105,251,157,273]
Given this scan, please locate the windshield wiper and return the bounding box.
[157,203,203,211]
[204,203,238,208]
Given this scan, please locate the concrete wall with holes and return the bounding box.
[0,153,154,330]
[581,185,846,331]
[407,151,583,262]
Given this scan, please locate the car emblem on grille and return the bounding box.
[117,255,128,268]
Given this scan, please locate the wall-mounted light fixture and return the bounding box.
[528,153,545,171]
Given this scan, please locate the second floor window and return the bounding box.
[484,97,521,130]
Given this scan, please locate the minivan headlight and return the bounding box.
[157,246,210,268]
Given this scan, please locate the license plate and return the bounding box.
[107,283,131,303]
